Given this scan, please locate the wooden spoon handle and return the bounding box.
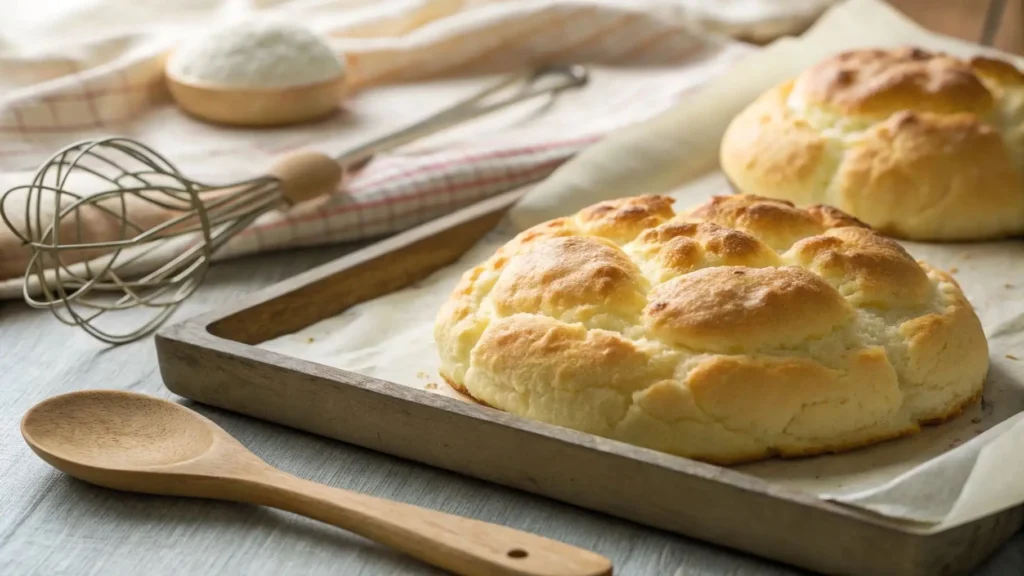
[242,471,612,576]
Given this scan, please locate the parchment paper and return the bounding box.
[261,0,1024,533]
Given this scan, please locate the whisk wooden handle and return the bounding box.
[269,151,344,205]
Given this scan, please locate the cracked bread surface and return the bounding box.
[720,46,1024,241]
[434,194,989,464]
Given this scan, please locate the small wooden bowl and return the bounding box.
[166,72,346,127]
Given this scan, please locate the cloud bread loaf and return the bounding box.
[434,194,989,464]
[720,46,1024,241]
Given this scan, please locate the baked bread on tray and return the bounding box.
[434,194,989,465]
[720,46,1024,241]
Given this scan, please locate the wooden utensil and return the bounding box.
[20,389,613,576]
[165,73,348,127]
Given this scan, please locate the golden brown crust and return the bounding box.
[836,110,1023,239]
[644,266,850,353]
[434,194,990,465]
[574,195,676,243]
[720,46,1024,241]
[720,82,840,209]
[626,221,780,283]
[495,217,578,264]
[489,235,648,329]
[793,47,994,117]
[783,227,932,308]
[685,192,830,251]
[804,204,871,230]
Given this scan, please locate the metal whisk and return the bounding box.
[0,65,588,345]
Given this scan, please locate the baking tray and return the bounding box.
[155,187,1023,576]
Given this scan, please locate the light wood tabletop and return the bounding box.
[1,242,1022,576]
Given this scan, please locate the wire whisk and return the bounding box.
[0,65,588,345]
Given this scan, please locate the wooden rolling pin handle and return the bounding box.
[269,150,344,205]
[240,469,613,576]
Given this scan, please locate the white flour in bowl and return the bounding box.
[166,19,345,88]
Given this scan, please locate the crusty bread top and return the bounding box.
[793,47,999,117]
[434,193,990,463]
[474,193,944,347]
[719,46,1024,240]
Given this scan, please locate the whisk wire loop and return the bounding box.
[2,136,278,343]
[0,65,589,344]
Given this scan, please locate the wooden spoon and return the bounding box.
[21,390,613,576]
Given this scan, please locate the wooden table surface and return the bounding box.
[4,2,1024,575]
[1,243,1023,576]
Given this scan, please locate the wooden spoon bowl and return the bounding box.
[22,390,612,576]
[23,391,215,486]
